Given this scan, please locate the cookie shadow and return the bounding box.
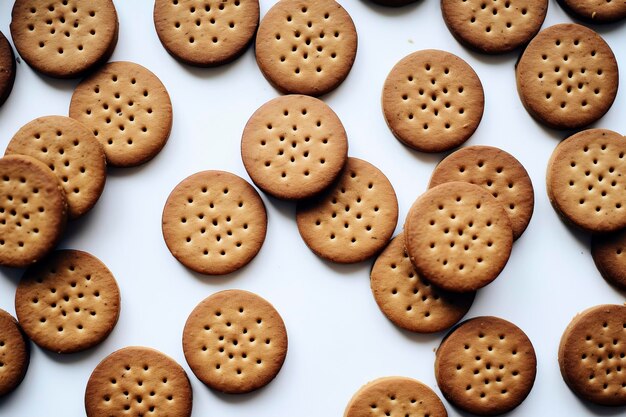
[39,343,101,364]
[573,391,626,415]
[0,265,24,286]
[171,51,251,81]
[206,383,268,403]
[34,71,80,94]
[358,0,424,14]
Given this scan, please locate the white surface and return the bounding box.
[0,1,625,416]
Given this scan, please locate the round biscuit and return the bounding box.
[0,31,16,107]
[69,61,173,167]
[0,309,29,397]
[296,157,399,264]
[382,50,484,153]
[255,0,358,96]
[241,95,348,200]
[182,289,288,394]
[435,316,537,415]
[10,0,118,78]
[371,234,475,333]
[561,0,626,23]
[591,229,626,290]
[404,182,513,292]
[516,23,618,129]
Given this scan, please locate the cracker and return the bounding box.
[591,229,626,290]
[516,23,618,129]
[371,234,475,333]
[435,316,537,415]
[561,0,626,23]
[85,346,193,417]
[0,154,67,268]
[429,146,534,240]
[255,0,358,96]
[182,289,288,394]
[441,0,547,54]
[241,95,348,200]
[344,376,447,417]
[0,31,16,107]
[558,304,626,406]
[404,182,513,292]
[15,249,120,354]
[154,0,259,67]
[69,61,173,167]
[546,129,626,232]
[0,309,29,397]
[382,50,484,153]
[6,116,106,219]
[296,157,398,264]
[162,170,267,275]
[10,0,118,78]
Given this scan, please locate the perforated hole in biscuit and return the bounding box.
[0,175,46,251]
[580,322,626,395]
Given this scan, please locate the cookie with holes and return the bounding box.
[255,0,358,96]
[162,171,267,275]
[429,146,534,240]
[182,289,288,394]
[371,234,475,333]
[154,0,259,66]
[404,182,513,293]
[15,249,120,353]
[441,0,548,54]
[558,304,626,406]
[435,316,537,415]
[10,0,118,78]
[296,157,398,264]
[547,129,626,232]
[382,50,484,153]
[516,24,618,130]
[241,95,348,200]
[0,154,67,268]
[0,308,29,396]
[344,377,448,417]
[0,31,16,107]
[69,61,173,167]
[85,346,193,417]
[6,116,106,219]
[560,0,626,23]
[591,229,626,290]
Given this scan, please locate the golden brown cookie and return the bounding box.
[15,249,120,354]
[371,234,475,333]
[429,146,534,240]
[382,50,484,153]
[85,346,193,417]
[154,0,259,66]
[0,31,16,107]
[546,129,626,232]
[255,0,358,96]
[344,377,448,417]
[0,309,29,397]
[441,0,548,54]
[0,154,67,268]
[182,289,288,394]
[10,0,118,78]
[162,171,267,275]
[241,95,348,200]
[561,0,626,23]
[558,304,626,406]
[404,182,513,293]
[69,61,173,167]
[591,229,626,290]
[6,116,106,219]
[516,23,618,130]
[435,316,537,415]
[296,157,398,264]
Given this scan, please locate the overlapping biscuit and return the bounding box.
[382,50,484,153]
[154,0,259,66]
[0,31,16,107]
[591,229,626,290]
[256,0,358,96]
[0,308,29,397]
[558,304,626,406]
[10,0,118,78]
[241,95,348,200]
[516,23,618,129]
[182,289,288,394]
[6,116,106,219]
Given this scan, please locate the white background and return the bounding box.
[0,1,625,416]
